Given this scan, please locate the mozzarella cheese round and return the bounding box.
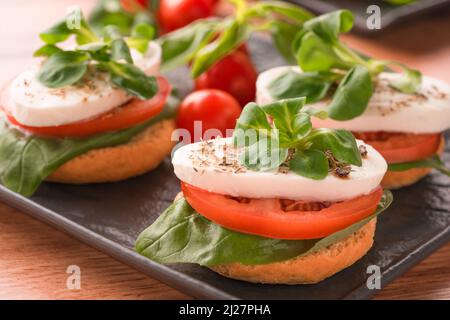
[4,41,161,127]
[256,66,450,134]
[172,137,387,202]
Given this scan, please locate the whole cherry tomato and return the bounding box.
[120,0,149,13]
[158,0,215,32]
[176,89,242,142]
[194,50,257,107]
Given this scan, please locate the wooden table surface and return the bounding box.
[0,0,449,300]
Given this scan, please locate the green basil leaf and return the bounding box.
[289,149,329,180]
[240,138,288,171]
[388,154,450,176]
[267,70,333,104]
[191,19,249,78]
[269,21,299,64]
[111,39,133,63]
[385,0,415,5]
[131,22,154,40]
[76,42,110,61]
[328,65,373,120]
[77,42,108,52]
[102,26,132,66]
[307,128,362,166]
[294,31,350,72]
[40,10,98,45]
[126,23,155,54]
[33,44,63,57]
[388,68,422,94]
[135,190,392,266]
[158,19,218,72]
[260,98,312,145]
[233,102,272,148]
[103,61,158,99]
[0,101,178,197]
[88,0,134,35]
[261,97,305,129]
[254,1,313,24]
[302,9,354,43]
[39,20,72,44]
[103,24,123,42]
[303,105,328,120]
[126,37,149,54]
[37,51,89,88]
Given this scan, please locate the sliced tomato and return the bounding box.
[181,182,383,240]
[354,132,441,164]
[6,77,171,138]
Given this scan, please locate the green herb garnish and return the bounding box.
[34,8,156,99]
[158,0,314,77]
[269,10,422,120]
[232,98,362,179]
[88,0,157,36]
[385,0,416,5]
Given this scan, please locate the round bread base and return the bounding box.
[381,167,432,189]
[210,218,377,285]
[47,119,176,184]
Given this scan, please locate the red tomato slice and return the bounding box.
[354,132,441,164]
[6,77,171,138]
[181,182,383,240]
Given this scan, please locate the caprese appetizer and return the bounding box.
[136,98,392,284]
[256,10,450,189]
[0,10,177,196]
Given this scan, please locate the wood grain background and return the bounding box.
[0,0,449,299]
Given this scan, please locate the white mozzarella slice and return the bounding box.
[256,66,450,134]
[172,137,387,202]
[4,41,161,127]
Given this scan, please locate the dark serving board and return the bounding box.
[288,0,450,34]
[1,37,449,300]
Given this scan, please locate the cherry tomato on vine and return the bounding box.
[120,0,149,13]
[157,0,215,32]
[194,50,257,107]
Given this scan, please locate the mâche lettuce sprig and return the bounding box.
[158,0,314,77]
[268,10,422,121]
[232,98,363,179]
[89,0,157,35]
[34,8,157,99]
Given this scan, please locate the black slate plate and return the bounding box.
[288,0,450,34]
[1,36,449,300]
